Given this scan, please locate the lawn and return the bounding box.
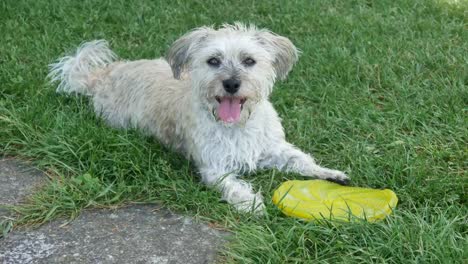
[1,0,467,263]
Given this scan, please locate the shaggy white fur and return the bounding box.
[48,23,349,213]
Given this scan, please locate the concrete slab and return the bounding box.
[0,158,45,219]
[0,205,227,264]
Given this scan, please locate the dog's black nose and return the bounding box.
[222,79,241,94]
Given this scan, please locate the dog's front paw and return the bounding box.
[325,170,350,185]
[233,192,265,215]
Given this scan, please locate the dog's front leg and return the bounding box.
[259,142,350,185]
[199,167,265,213]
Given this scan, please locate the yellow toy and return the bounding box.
[272,180,398,222]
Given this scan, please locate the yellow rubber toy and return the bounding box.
[272,180,398,222]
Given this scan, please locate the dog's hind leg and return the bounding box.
[259,142,350,185]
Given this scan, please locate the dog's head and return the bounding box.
[166,23,298,125]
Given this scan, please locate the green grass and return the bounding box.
[1,0,467,262]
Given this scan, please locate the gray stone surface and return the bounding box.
[0,158,45,218]
[0,206,227,264]
[0,159,228,264]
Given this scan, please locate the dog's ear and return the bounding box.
[166,27,212,79]
[256,31,299,80]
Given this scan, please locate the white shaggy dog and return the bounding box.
[49,23,349,213]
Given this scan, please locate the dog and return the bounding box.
[48,23,349,213]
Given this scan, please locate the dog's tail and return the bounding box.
[48,40,116,95]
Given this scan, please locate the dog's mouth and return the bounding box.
[214,96,247,123]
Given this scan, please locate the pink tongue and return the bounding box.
[217,97,242,123]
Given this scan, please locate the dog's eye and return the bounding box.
[243,57,256,66]
[207,57,221,67]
